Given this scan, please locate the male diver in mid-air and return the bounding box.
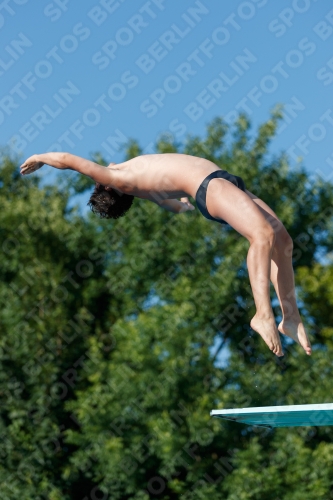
[20,152,312,358]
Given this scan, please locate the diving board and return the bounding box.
[211,403,333,428]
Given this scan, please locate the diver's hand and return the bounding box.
[20,155,45,176]
[179,197,195,212]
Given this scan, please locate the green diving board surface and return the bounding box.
[211,403,333,428]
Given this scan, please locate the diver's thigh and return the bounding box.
[245,190,281,221]
[206,179,272,241]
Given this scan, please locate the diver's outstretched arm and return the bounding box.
[20,152,116,186]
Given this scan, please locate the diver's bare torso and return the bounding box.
[109,153,221,200]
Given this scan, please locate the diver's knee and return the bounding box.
[275,225,293,249]
[250,224,276,248]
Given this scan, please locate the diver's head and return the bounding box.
[88,183,134,219]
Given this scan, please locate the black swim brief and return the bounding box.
[195,169,246,225]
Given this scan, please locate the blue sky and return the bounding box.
[1,0,333,183]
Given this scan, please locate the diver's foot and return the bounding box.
[278,317,312,355]
[250,314,284,357]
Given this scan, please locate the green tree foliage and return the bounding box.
[1,113,333,499]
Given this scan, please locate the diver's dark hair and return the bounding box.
[88,183,134,219]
